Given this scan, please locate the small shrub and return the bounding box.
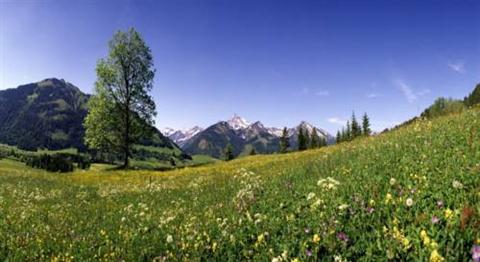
[26,154,74,172]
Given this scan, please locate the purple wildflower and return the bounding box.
[306,249,313,257]
[337,232,349,242]
[472,245,480,262]
[431,216,440,224]
[366,207,375,214]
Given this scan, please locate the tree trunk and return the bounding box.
[122,58,131,169]
[123,101,130,169]
[123,72,131,169]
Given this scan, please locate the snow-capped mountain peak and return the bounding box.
[182,126,203,138]
[162,127,176,137]
[227,113,250,130]
[161,126,204,146]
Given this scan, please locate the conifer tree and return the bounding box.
[279,127,290,153]
[464,83,480,107]
[297,127,307,151]
[336,130,341,143]
[310,128,320,148]
[362,113,372,136]
[249,147,256,156]
[304,128,310,149]
[224,143,234,161]
[345,121,352,141]
[320,137,327,147]
[351,112,361,138]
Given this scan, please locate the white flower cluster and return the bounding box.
[452,180,464,189]
[233,169,262,212]
[317,177,340,190]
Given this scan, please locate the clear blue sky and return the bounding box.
[1,0,479,133]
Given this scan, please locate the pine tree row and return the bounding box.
[336,112,371,143]
[279,126,327,153]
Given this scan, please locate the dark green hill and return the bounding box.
[0,78,185,162]
[0,78,89,150]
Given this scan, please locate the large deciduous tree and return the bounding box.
[84,28,156,168]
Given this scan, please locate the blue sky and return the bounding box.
[1,0,479,133]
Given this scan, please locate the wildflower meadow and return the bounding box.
[0,108,479,261]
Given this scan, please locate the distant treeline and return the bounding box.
[0,144,90,172]
[26,153,90,172]
[384,83,480,133]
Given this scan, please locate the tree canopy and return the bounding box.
[84,28,156,168]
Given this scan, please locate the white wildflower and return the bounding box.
[166,235,173,243]
[452,180,464,189]
[389,178,396,186]
[405,198,413,207]
[307,192,316,201]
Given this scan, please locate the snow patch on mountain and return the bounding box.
[161,127,176,137]
[162,126,204,146]
[227,113,250,130]
[266,127,283,137]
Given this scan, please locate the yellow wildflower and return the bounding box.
[313,234,321,244]
[402,238,410,250]
[383,226,388,234]
[429,249,444,262]
[420,230,427,239]
[385,193,393,204]
[420,230,431,246]
[444,208,453,219]
[257,233,265,244]
[393,217,399,225]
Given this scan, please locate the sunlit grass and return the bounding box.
[0,109,479,260]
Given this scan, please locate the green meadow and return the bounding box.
[0,108,479,261]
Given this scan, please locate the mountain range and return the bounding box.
[0,78,334,160]
[0,78,188,163]
[163,114,334,158]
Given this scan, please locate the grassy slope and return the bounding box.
[0,109,479,260]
